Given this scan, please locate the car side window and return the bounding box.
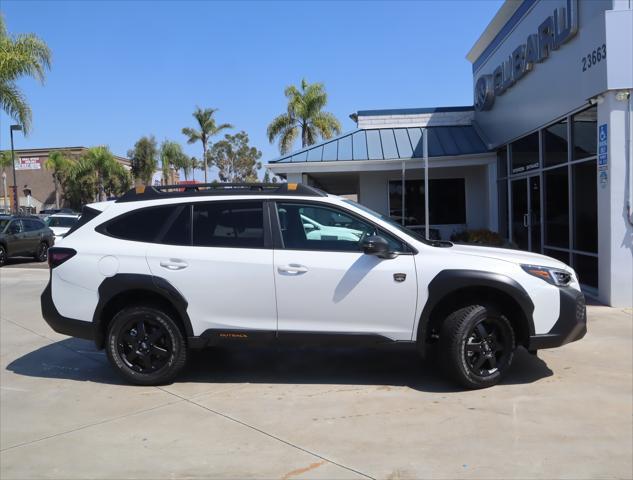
[101,205,187,243]
[193,201,264,248]
[8,220,23,234]
[276,202,405,252]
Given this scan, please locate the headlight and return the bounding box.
[521,264,572,286]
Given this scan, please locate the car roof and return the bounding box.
[49,213,79,217]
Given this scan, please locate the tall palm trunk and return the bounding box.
[53,176,60,208]
[301,122,309,148]
[202,138,208,183]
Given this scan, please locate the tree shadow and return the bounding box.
[6,338,553,393]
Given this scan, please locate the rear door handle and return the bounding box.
[160,259,188,270]
[278,264,308,274]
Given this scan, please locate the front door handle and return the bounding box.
[160,259,188,270]
[278,264,308,274]
[523,214,530,228]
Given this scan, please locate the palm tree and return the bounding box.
[82,146,118,201]
[127,136,158,186]
[44,150,73,208]
[182,107,232,184]
[0,15,52,134]
[159,140,184,185]
[267,79,342,154]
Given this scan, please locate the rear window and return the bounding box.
[23,219,45,231]
[47,216,78,228]
[193,201,264,248]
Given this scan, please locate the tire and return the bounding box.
[34,242,48,262]
[440,304,515,389]
[0,245,6,267]
[106,305,188,386]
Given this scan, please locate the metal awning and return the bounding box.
[269,125,489,164]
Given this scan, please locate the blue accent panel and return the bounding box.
[307,145,323,162]
[337,135,353,161]
[426,128,444,157]
[394,129,413,158]
[322,140,338,161]
[366,130,383,160]
[435,128,461,156]
[472,0,538,74]
[380,129,399,159]
[408,128,423,158]
[352,131,368,160]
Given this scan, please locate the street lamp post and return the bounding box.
[10,125,23,214]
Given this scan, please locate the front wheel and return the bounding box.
[106,306,188,386]
[0,245,6,267]
[440,305,515,389]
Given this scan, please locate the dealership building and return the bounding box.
[266,0,633,307]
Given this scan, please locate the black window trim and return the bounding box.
[269,199,417,255]
[96,200,273,249]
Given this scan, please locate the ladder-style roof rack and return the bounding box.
[116,182,327,203]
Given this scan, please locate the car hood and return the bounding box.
[449,244,570,270]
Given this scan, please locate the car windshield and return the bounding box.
[0,219,10,232]
[47,217,77,228]
[342,199,437,245]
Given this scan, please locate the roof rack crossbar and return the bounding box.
[116,182,327,202]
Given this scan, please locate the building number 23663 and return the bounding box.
[582,44,606,72]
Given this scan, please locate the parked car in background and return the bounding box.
[40,208,76,215]
[46,213,80,240]
[0,215,55,266]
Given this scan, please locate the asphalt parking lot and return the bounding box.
[1,267,632,479]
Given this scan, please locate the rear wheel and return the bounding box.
[106,306,187,386]
[34,242,48,262]
[440,305,515,389]
[0,245,6,267]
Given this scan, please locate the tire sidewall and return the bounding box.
[35,242,48,262]
[106,306,186,386]
[0,245,6,267]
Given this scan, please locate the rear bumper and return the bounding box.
[528,287,587,350]
[41,278,95,341]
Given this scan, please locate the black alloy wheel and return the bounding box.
[117,316,173,374]
[106,306,187,385]
[0,245,6,267]
[463,317,513,377]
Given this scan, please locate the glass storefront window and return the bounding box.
[573,160,598,253]
[544,166,569,248]
[497,148,508,178]
[573,253,598,289]
[510,132,539,174]
[497,180,508,238]
[543,119,568,167]
[573,106,597,160]
[388,179,466,226]
[544,248,570,266]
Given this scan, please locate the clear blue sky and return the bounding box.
[1,0,502,180]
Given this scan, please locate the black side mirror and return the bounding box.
[361,235,395,259]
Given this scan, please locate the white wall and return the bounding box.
[597,91,633,307]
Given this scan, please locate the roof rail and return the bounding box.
[115,182,327,202]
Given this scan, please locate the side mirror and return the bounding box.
[361,235,394,258]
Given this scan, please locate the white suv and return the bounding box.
[41,183,587,388]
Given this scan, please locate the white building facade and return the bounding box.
[267,0,632,307]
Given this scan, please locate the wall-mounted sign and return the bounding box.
[15,157,42,170]
[598,123,608,189]
[474,0,579,112]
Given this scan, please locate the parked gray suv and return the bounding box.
[0,215,55,266]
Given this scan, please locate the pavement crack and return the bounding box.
[156,387,375,480]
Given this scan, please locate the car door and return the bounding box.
[23,219,43,253]
[144,200,277,336]
[272,201,418,341]
[5,220,26,255]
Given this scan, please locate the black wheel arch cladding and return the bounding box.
[417,269,535,352]
[93,273,193,348]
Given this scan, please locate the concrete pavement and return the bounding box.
[1,268,631,479]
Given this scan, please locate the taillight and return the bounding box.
[48,247,77,268]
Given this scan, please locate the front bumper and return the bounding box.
[41,278,95,341]
[528,287,587,350]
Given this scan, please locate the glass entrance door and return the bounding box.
[511,175,541,252]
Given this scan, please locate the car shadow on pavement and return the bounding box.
[6,338,553,393]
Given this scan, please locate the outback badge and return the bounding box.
[393,273,406,283]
